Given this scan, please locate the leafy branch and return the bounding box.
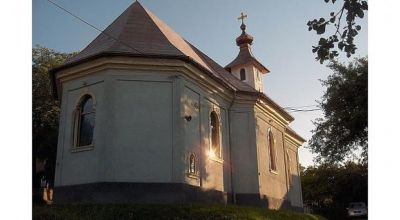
[307,0,368,64]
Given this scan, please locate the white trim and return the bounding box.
[70,93,96,152]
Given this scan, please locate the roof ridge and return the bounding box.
[143,6,213,72]
[107,3,134,53]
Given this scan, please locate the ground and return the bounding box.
[33,204,326,220]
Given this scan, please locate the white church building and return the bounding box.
[51,1,305,211]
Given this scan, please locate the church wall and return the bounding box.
[180,76,231,194]
[285,140,303,208]
[255,112,290,209]
[54,73,107,186]
[103,69,176,183]
[230,108,260,195]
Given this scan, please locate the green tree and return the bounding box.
[32,46,76,187]
[307,0,368,63]
[301,162,367,219]
[309,57,367,164]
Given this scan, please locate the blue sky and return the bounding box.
[33,0,368,166]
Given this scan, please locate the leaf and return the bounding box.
[355,25,361,31]
[361,1,368,10]
[317,24,326,35]
[342,30,348,38]
[330,12,335,16]
[338,41,344,50]
[358,10,365,18]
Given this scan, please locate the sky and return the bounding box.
[33,0,368,167]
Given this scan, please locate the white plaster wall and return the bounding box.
[182,86,201,186]
[107,78,174,182]
[231,65,263,92]
[230,109,260,194]
[54,74,107,186]
[55,66,233,193]
[255,114,289,208]
[180,77,230,192]
[286,142,303,208]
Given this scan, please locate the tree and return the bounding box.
[301,162,367,219]
[32,46,76,187]
[307,0,368,63]
[309,57,367,164]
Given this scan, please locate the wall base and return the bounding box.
[235,193,303,211]
[54,182,227,204]
[54,182,303,212]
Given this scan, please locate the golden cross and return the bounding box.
[238,12,247,24]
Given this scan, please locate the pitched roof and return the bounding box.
[53,1,258,93]
[51,1,293,121]
[224,45,270,74]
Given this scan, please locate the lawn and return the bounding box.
[33,203,327,220]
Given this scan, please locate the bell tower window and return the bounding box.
[240,68,246,81]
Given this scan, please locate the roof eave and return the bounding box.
[285,127,307,144]
[237,90,294,122]
[49,52,237,100]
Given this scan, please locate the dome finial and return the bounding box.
[238,12,248,33]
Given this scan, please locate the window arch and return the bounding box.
[189,154,196,174]
[240,68,246,81]
[74,95,95,147]
[210,111,221,158]
[268,130,277,172]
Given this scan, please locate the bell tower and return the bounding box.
[225,12,270,92]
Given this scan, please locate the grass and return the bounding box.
[33,203,327,220]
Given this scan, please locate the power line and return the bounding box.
[46,0,143,55]
[288,108,321,112]
[284,104,318,109]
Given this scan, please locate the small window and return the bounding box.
[268,130,277,172]
[210,111,221,158]
[240,68,246,81]
[74,95,95,147]
[189,154,196,174]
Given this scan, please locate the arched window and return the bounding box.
[240,68,246,81]
[210,111,221,158]
[74,95,95,147]
[268,130,277,172]
[286,151,292,186]
[189,154,196,174]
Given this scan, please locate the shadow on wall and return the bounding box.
[233,173,303,212]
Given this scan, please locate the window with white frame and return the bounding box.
[268,130,277,172]
[210,111,221,158]
[287,151,292,185]
[73,95,95,147]
[189,154,196,174]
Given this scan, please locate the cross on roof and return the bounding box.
[238,12,247,24]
